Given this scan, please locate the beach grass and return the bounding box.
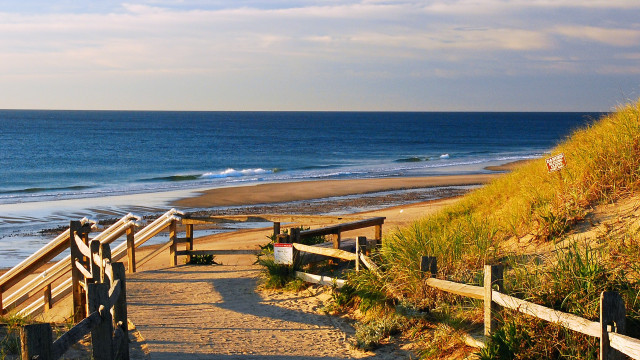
[341,100,640,358]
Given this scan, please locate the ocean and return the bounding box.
[0,110,601,267]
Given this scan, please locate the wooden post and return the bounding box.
[276,234,288,244]
[374,224,383,245]
[601,291,626,360]
[88,282,112,360]
[21,323,53,360]
[169,220,177,267]
[43,283,52,313]
[356,237,367,272]
[100,243,112,285]
[484,264,504,339]
[331,233,341,249]
[420,256,437,277]
[112,262,130,360]
[70,220,91,323]
[126,226,136,274]
[185,224,194,265]
[0,287,4,315]
[273,222,281,237]
[89,240,101,283]
[290,228,301,244]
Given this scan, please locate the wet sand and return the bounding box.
[173,174,500,209]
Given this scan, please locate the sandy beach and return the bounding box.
[173,174,500,209]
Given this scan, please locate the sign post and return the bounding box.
[274,243,293,265]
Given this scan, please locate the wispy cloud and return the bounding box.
[0,0,638,110]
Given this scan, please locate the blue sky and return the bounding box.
[1,1,639,111]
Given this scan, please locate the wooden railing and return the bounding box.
[20,239,129,360]
[291,236,380,288]
[0,214,141,316]
[293,217,385,249]
[418,256,640,360]
[0,209,183,318]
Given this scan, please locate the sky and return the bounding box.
[0,0,639,111]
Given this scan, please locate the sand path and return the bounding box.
[127,263,412,359]
[124,198,461,359]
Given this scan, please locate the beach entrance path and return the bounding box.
[126,264,409,359]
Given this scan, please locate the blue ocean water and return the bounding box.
[0,110,603,267]
[0,110,601,205]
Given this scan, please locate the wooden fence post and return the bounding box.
[89,240,101,283]
[420,256,438,277]
[112,262,130,360]
[273,222,280,237]
[331,233,341,249]
[88,282,113,360]
[21,323,53,360]
[169,220,177,267]
[44,283,52,313]
[356,237,367,272]
[601,291,626,360]
[484,264,504,339]
[100,243,112,285]
[70,220,91,323]
[126,226,136,274]
[185,224,194,265]
[374,224,383,246]
[290,228,301,244]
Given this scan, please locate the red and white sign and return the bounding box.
[274,243,293,265]
[546,153,567,172]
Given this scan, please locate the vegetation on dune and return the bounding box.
[332,100,640,358]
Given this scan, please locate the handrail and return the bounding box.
[111,210,182,263]
[0,218,94,293]
[2,216,138,313]
[299,217,385,238]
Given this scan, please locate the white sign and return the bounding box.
[546,153,566,172]
[274,243,293,265]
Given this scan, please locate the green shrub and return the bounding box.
[188,254,216,265]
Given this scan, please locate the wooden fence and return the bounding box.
[419,256,640,360]
[291,236,380,289]
[20,231,129,360]
[0,209,183,318]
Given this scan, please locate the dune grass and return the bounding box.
[341,100,640,358]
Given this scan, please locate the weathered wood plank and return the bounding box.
[88,283,112,360]
[609,333,640,360]
[293,243,357,261]
[484,265,503,338]
[425,278,484,300]
[74,234,91,258]
[20,323,53,360]
[112,263,129,360]
[359,254,381,276]
[295,271,346,288]
[601,291,626,360]
[181,214,353,225]
[299,217,385,238]
[492,291,601,338]
[0,230,71,293]
[175,249,260,256]
[74,260,93,280]
[108,279,121,309]
[51,306,105,360]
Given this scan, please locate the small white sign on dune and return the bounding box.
[274,243,293,265]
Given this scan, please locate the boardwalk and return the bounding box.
[127,264,371,359]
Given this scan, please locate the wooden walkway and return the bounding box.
[126,264,362,359]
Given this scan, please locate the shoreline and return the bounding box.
[172,174,501,209]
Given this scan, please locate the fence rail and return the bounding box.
[21,230,129,360]
[419,256,638,360]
